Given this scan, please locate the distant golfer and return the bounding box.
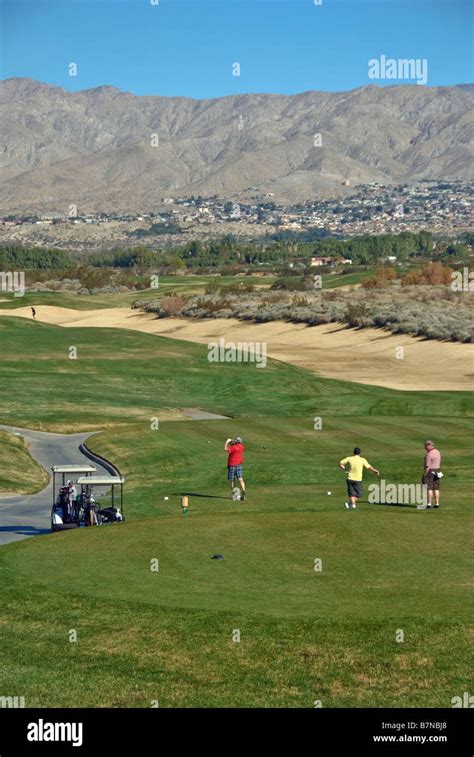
[225,436,246,501]
[339,447,379,509]
[421,440,442,509]
[31,307,36,319]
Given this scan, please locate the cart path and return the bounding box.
[0,425,110,546]
[182,408,231,420]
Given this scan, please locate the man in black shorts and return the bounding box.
[418,440,442,509]
[339,447,379,509]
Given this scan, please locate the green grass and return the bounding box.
[322,269,376,288]
[0,318,472,707]
[0,275,275,311]
[0,318,472,432]
[0,289,145,310]
[322,266,412,289]
[0,431,49,494]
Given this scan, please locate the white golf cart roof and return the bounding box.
[51,465,97,474]
[76,476,125,486]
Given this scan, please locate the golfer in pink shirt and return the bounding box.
[422,440,442,509]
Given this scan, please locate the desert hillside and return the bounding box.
[1,78,473,212]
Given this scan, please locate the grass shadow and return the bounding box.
[171,491,230,501]
[362,500,418,509]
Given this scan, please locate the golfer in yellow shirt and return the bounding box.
[339,447,379,509]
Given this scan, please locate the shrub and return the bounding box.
[131,299,161,313]
[132,281,472,342]
[346,302,371,327]
[270,277,308,291]
[291,295,310,307]
[159,295,187,317]
[362,267,397,289]
[402,262,453,286]
[194,296,232,313]
[205,281,255,295]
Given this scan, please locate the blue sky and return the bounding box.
[1,0,472,98]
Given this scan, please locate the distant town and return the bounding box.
[1,181,472,245]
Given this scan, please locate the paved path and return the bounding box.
[0,425,109,545]
[182,408,230,420]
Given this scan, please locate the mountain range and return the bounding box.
[0,78,473,213]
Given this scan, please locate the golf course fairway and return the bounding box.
[0,316,472,707]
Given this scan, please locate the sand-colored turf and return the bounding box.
[0,305,472,391]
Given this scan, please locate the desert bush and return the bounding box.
[90,285,131,294]
[28,277,82,292]
[254,304,292,322]
[27,265,152,293]
[362,267,397,289]
[131,299,161,313]
[346,302,371,327]
[270,276,308,291]
[205,281,255,295]
[259,292,288,305]
[291,295,310,308]
[75,266,113,289]
[402,262,453,286]
[287,306,320,324]
[158,295,187,317]
[132,281,472,342]
[193,296,232,313]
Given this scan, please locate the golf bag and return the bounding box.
[83,495,102,526]
[97,506,122,524]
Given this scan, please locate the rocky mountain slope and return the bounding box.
[0,78,472,212]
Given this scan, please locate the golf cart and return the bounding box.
[51,465,97,532]
[75,475,125,527]
[51,466,125,531]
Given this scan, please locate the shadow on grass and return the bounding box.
[362,500,418,509]
[171,491,230,501]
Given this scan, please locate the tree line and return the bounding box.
[0,231,470,271]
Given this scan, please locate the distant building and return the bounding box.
[310,256,333,267]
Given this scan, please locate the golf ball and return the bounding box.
[327,491,331,495]
[164,496,169,501]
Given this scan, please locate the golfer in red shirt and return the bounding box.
[224,436,246,501]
